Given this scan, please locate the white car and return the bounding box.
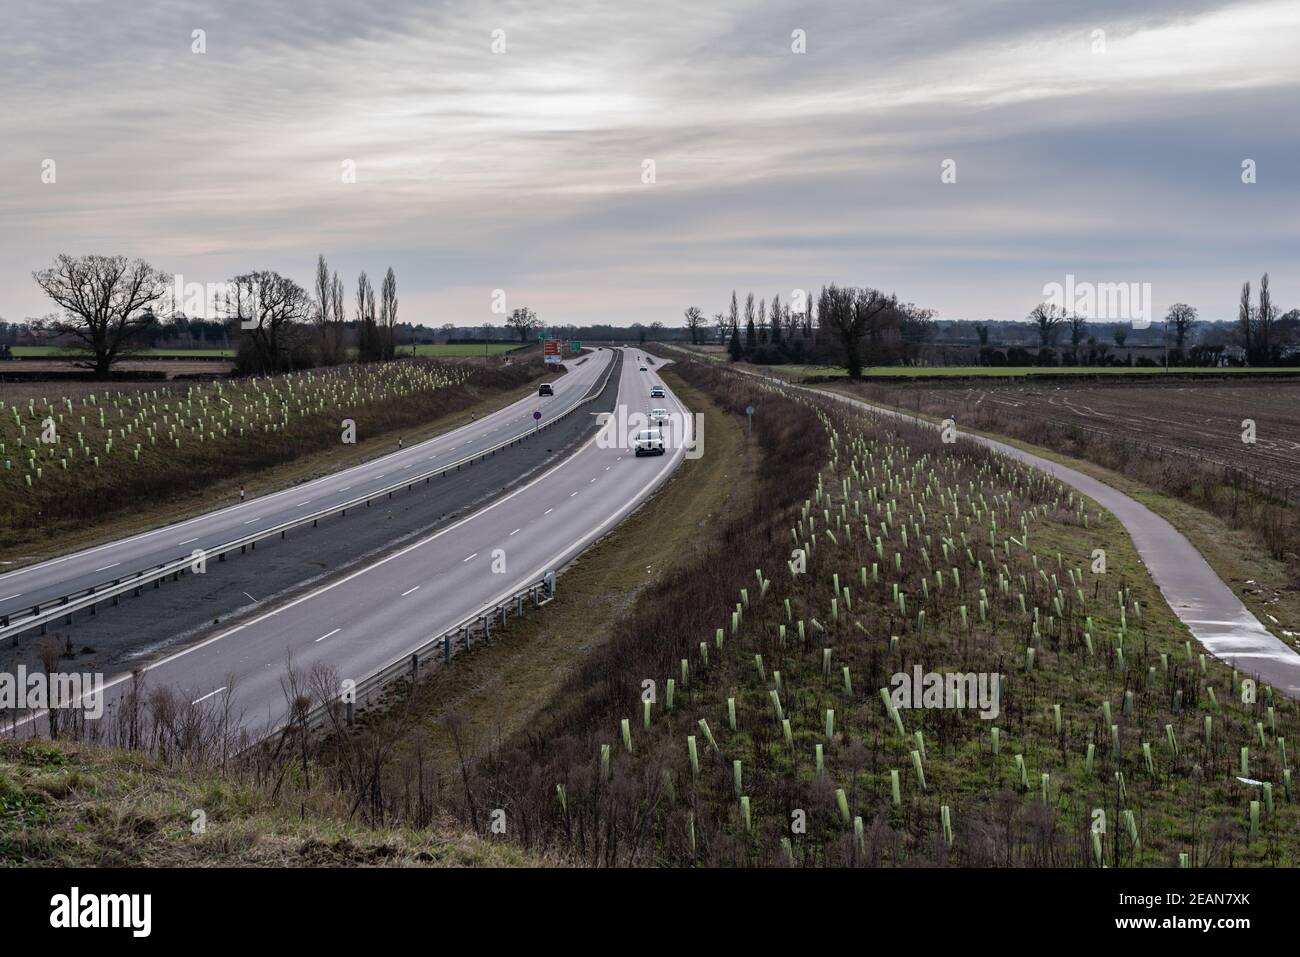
[634,428,665,456]
[650,408,669,424]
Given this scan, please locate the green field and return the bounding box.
[8,346,235,358]
[408,342,528,357]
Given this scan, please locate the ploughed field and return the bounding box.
[859,380,1300,495]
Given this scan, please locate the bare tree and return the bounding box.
[1028,303,1066,349]
[330,271,346,361]
[712,312,727,344]
[313,254,336,365]
[728,290,739,336]
[899,303,936,365]
[1257,273,1275,364]
[1068,313,1088,365]
[683,306,705,344]
[819,284,896,379]
[1237,281,1253,363]
[356,270,382,361]
[380,267,399,359]
[1164,302,1197,360]
[507,306,540,342]
[223,270,312,373]
[32,254,168,378]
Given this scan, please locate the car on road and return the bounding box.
[538,383,554,396]
[634,428,665,456]
[639,365,647,372]
[650,386,665,398]
[650,408,669,424]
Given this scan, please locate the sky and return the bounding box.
[1,0,1297,328]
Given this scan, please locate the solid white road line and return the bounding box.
[191,686,228,705]
[315,628,341,643]
[463,553,477,562]
[93,563,120,572]
[401,585,421,597]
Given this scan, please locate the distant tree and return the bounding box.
[744,293,755,351]
[32,254,168,378]
[1028,303,1065,349]
[507,306,540,342]
[329,272,346,361]
[713,312,727,344]
[1163,302,1196,366]
[770,294,783,345]
[1257,273,1276,364]
[356,271,381,361]
[313,254,336,365]
[1238,281,1254,363]
[728,290,739,338]
[224,270,313,373]
[683,306,705,344]
[1113,325,1128,348]
[820,284,896,379]
[973,323,990,346]
[1068,314,1087,365]
[758,298,768,344]
[898,304,935,365]
[728,325,742,361]
[380,267,398,360]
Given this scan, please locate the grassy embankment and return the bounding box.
[0,357,551,565]
[0,736,541,866]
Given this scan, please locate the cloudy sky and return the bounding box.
[2,0,1297,328]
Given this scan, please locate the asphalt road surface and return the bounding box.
[0,350,612,620]
[57,348,692,736]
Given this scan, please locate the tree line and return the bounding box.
[683,285,935,376]
[26,253,414,377]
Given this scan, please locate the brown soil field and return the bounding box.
[857,379,1300,496]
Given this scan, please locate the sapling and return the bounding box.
[911,750,927,791]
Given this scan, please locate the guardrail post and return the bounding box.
[345,699,354,728]
[443,635,451,663]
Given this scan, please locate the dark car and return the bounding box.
[539,383,554,396]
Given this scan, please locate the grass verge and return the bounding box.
[0,736,542,866]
